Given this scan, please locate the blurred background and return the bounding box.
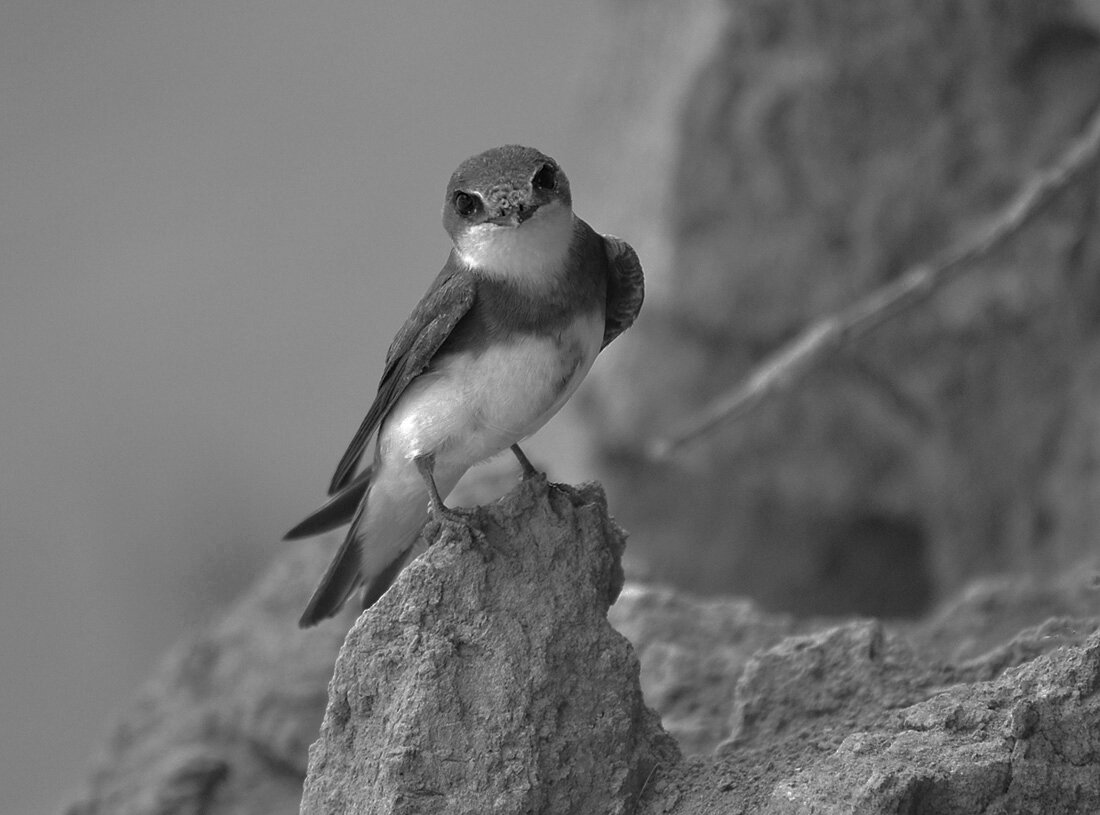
[0,2,617,811]
[8,2,1100,813]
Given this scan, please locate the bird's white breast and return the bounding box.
[378,307,604,470]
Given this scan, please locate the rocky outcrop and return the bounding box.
[299,478,679,815]
[769,631,1100,814]
[65,475,1100,814]
[615,575,1100,814]
[607,586,803,756]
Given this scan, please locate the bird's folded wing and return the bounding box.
[328,265,477,494]
[600,235,644,349]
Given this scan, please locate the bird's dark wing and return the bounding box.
[283,466,372,540]
[328,263,476,494]
[297,523,417,627]
[600,235,644,349]
[297,499,367,627]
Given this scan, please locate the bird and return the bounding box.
[285,145,643,627]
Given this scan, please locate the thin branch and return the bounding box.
[650,104,1100,461]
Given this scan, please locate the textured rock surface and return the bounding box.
[607,585,803,755]
[299,477,679,815]
[66,498,1100,813]
[623,600,1100,814]
[763,628,1100,814]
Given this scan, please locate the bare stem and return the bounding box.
[650,104,1100,461]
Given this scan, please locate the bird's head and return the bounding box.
[443,145,575,278]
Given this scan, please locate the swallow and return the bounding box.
[286,145,643,627]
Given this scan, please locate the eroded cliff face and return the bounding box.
[616,578,1100,814]
[67,477,1100,815]
[580,0,1100,618]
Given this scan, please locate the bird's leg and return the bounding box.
[414,453,464,523]
[510,443,540,480]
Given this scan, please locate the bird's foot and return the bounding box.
[427,498,469,526]
[510,443,542,480]
[415,452,463,522]
[421,501,479,551]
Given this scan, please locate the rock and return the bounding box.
[765,630,1100,814]
[65,507,1100,814]
[626,620,953,814]
[300,477,679,815]
[625,573,1100,814]
[910,569,1100,667]
[721,622,932,752]
[608,585,802,755]
[65,546,351,815]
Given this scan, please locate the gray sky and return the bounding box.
[0,2,612,810]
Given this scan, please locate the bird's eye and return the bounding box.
[453,191,479,217]
[532,163,557,191]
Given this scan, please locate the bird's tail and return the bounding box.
[283,467,373,541]
[297,468,430,627]
[298,501,369,627]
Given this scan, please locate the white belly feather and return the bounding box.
[377,307,604,476]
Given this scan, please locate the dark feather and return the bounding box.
[282,467,372,540]
[298,503,368,627]
[434,227,606,356]
[600,235,644,349]
[600,235,644,348]
[328,265,477,494]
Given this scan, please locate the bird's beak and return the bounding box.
[488,203,539,227]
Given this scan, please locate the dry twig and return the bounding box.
[650,104,1100,461]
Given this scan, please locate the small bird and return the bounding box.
[286,145,643,627]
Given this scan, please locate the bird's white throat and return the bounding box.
[455,201,575,282]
